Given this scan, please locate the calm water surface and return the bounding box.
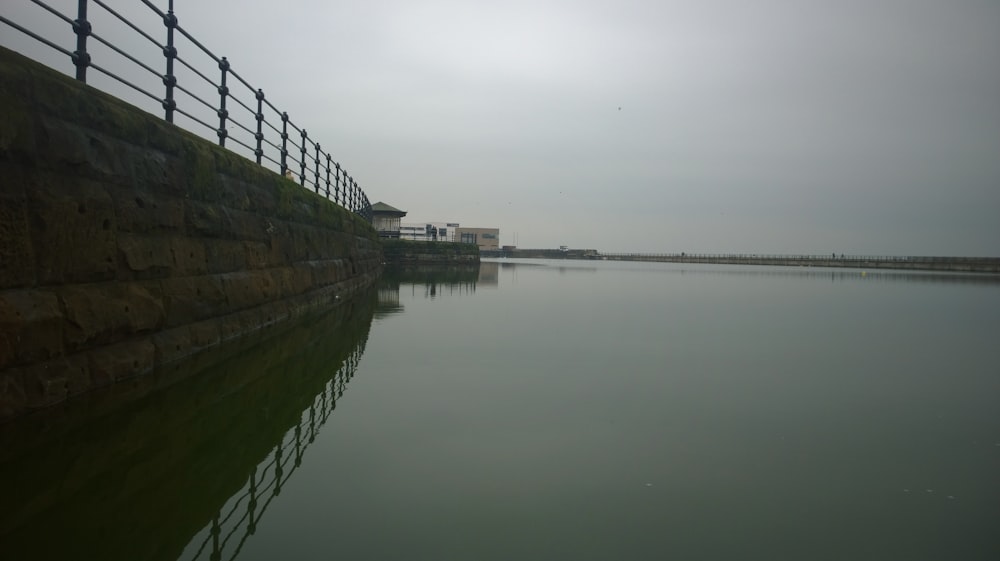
[2,259,998,560]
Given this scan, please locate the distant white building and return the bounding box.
[399,222,459,242]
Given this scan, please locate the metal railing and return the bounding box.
[1,0,372,221]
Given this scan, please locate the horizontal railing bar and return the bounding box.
[174,83,217,113]
[262,137,281,152]
[227,117,256,138]
[262,97,281,115]
[89,62,161,104]
[261,152,280,167]
[0,15,73,57]
[173,23,221,64]
[174,54,218,89]
[227,135,256,155]
[138,0,164,18]
[227,94,256,118]
[28,0,72,25]
[263,119,282,135]
[227,67,256,96]
[92,0,163,49]
[89,32,162,80]
[174,106,218,133]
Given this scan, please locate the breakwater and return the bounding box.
[482,249,1000,273]
[596,253,1000,273]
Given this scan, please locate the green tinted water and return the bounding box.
[2,260,998,560]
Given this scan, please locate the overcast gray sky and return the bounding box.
[4,0,998,255]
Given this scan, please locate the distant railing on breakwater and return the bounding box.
[483,250,1000,273]
[181,341,365,561]
[1,0,372,220]
[596,253,1000,273]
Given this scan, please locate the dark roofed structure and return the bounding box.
[371,201,407,238]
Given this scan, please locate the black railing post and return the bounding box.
[294,424,303,468]
[72,0,91,82]
[299,128,307,186]
[217,57,230,147]
[210,516,221,561]
[161,3,177,122]
[247,468,258,535]
[280,112,289,177]
[254,89,264,164]
[325,154,332,198]
[334,163,341,205]
[314,143,321,194]
[273,443,283,496]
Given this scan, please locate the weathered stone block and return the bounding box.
[0,164,35,289]
[219,308,262,343]
[87,338,156,385]
[289,264,315,296]
[129,147,172,189]
[125,282,165,334]
[265,227,296,267]
[160,275,226,327]
[227,208,269,242]
[22,357,75,409]
[59,284,132,351]
[219,270,275,312]
[117,233,173,278]
[170,237,208,276]
[0,55,37,158]
[204,239,248,274]
[313,259,343,287]
[244,241,272,269]
[189,319,222,349]
[27,175,117,285]
[237,178,278,214]
[0,367,26,419]
[108,183,186,234]
[0,289,63,370]
[184,199,231,238]
[40,117,136,184]
[151,326,192,365]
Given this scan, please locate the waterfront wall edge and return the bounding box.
[0,46,382,420]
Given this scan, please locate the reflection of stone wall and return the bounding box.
[0,47,382,419]
[0,289,376,561]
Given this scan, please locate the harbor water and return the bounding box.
[2,259,998,560]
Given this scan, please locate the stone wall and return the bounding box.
[382,239,480,265]
[0,46,382,420]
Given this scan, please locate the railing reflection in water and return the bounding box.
[0,289,377,561]
[181,345,363,561]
